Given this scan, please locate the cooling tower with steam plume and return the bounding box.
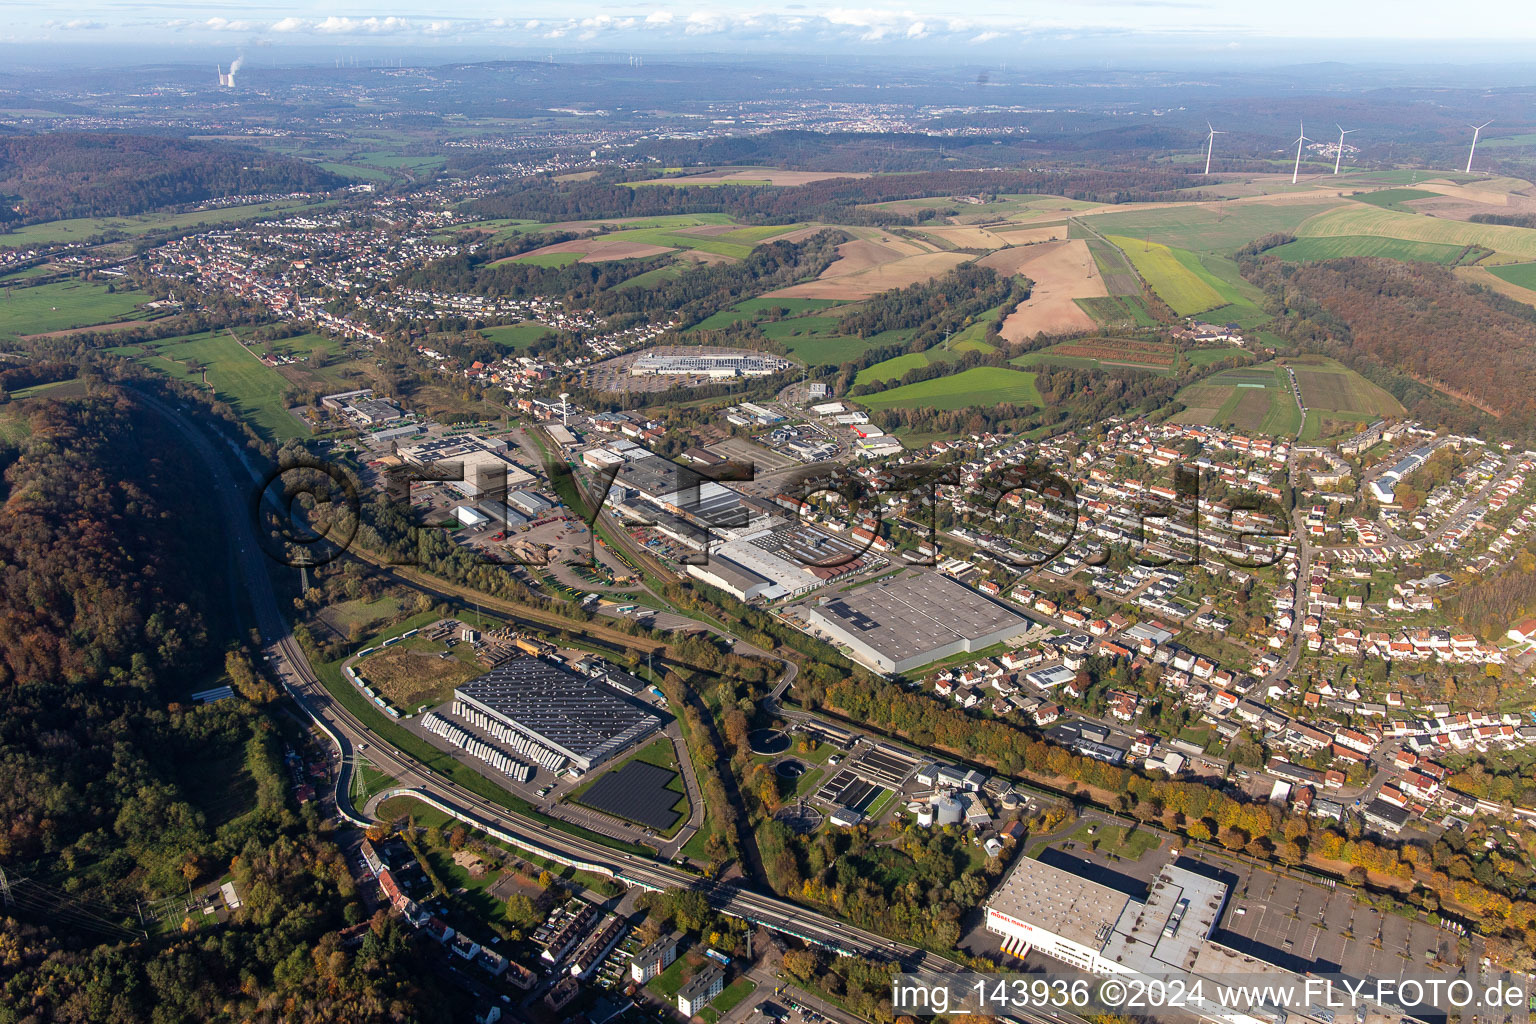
[217,57,242,88]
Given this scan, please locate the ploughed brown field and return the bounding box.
[983,239,1106,338]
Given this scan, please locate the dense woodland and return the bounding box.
[468,167,1216,226]
[1242,256,1536,438]
[0,387,449,1022]
[0,133,346,227]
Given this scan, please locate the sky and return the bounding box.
[4,1,1536,63]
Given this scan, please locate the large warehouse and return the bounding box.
[400,435,536,501]
[983,854,1466,1024]
[803,571,1032,674]
[612,454,744,526]
[454,659,662,773]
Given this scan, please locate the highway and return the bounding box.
[140,391,1070,1014]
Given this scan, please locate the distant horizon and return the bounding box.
[7,41,1536,78]
[4,0,1536,71]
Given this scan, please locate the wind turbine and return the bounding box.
[1465,120,1493,174]
[1291,121,1311,185]
[1203,122,1226,175]
[1333,125,1358,174]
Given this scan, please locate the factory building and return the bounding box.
[687,555,773,602]
[454,658,661,773]
[612,454,744,527]
[631,352,789,378]
[400,435,535,502]
[804,571,1032,675]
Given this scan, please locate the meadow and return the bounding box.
[482,322,554,349]
[1488,263,1536,290]
[508,250,584,268]
[1105,236,1228,316]
[1079,198,1343,255]
[0,280,149,335]
[107,331,307,440]
[858,366,1041,412]
[1349,188,1439,212]
[1267,235,1479,265]
[1293,205,1536,263]
[691,296,838,331]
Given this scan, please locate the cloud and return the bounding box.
[204,16,261,32]
[906,21,928,38]
[313,16,411,35]
[644,10,674,25]
[47,17,103,30]
[271,17,302,32]
[970,30,1003,43]
[683,11,729,34]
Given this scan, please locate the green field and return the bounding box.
[856,350,951,385]
[1106,236,1230,316]
[759,316,843,342]
[779,326,912,366]
[1294,205,1536,263]
[859,366,1041,412]
[1080,198,1343,254]
[0,280,150,335]
[0,198,330,247]
[692,296,839,330]
[107,331,307,440]
[509,250,583,267]
[482,322,553,349]
[1267,234,1483,265]
[1488,262,1536,290]
[1075,294,1158,328]
[1350,188,1439,212]
[614,262,687,290]
[588,219,795,260]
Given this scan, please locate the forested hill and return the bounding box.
[0,388,447,1021]
[0,133,348,227]
[468,166,1210,226]
[1245,257,1536,438]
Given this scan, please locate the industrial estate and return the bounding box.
[2,22,1536,1024]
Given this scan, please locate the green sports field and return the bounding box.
[858,366,1041,412]
[107,331,307,440]
[0,280,150,335]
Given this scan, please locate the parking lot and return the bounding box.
[1202,856,1471,998]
